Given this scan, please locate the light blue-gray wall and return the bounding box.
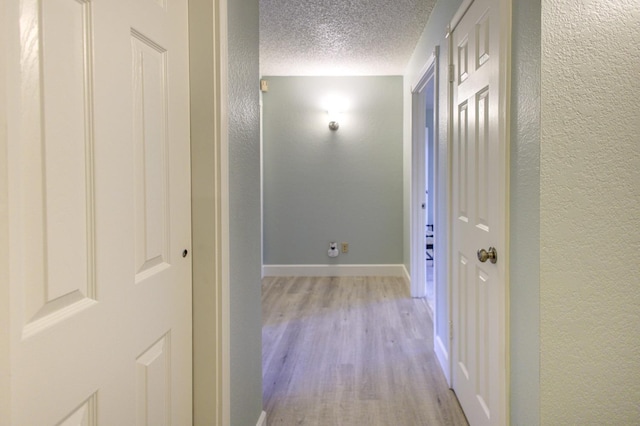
[262,76,404,265]
[509,0,540,423]
[228,0,263,424]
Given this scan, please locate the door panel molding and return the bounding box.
[4,0,193,422]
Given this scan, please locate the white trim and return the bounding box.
[0,1,11,421]
[185,0,229,423]
[215,0,231,423]
[262,264,407,277]
[411,48,437,93]
[410,75,427,298]
[434,335,451,386]
[410,47,439,299]
[255,410,267,426]
[498,1,512,423]
[187,2,230,423]
[402,264,410,283]
[450,0,474,33]
[259,90,264,279]
[219,0,231,422]
[445,5,456,392]
[402,265,411,294]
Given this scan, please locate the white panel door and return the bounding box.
[5,0,192,423]
[450,0,509,424]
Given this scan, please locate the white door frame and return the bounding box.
[447,0,511,423]
[0,0,10,415]
[411,47,454,385]
[410,47,439,299]
[189,0,231,424]
[411,46,452,383]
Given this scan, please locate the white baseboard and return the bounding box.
[256,410,267,426]
[262,264,407,277]
[434,334,450,386]
[402,264,410,282]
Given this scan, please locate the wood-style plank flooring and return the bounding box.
[262,276,468,425]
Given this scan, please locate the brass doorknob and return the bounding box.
[477,247,497,264]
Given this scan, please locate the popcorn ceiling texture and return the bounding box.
[260,0,436,75]
[540,0,640,423]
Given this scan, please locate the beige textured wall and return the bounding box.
[540,0,640,423]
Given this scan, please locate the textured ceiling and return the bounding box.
[260,0,437,76]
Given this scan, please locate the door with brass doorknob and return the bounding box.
[450,0,510,423]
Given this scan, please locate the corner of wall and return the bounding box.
[508,0,541,424]
[226,0,264,424]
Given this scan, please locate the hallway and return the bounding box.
[262,276,468,425]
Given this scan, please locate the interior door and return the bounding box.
[5,0,192,423]
[450,0,509,424]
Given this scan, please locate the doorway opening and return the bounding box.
[410,47,438,311]
[410,47,451,384]
[424,83,436,312]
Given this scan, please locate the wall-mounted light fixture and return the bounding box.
[328,109,340,131]
[324,95,348,132]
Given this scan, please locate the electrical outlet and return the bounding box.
[328,242,339,258]
[341,242,349,253]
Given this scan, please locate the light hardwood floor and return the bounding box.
[262,276,468,425]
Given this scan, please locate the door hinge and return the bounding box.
[448,64,455,83]
[449,321,454,340]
